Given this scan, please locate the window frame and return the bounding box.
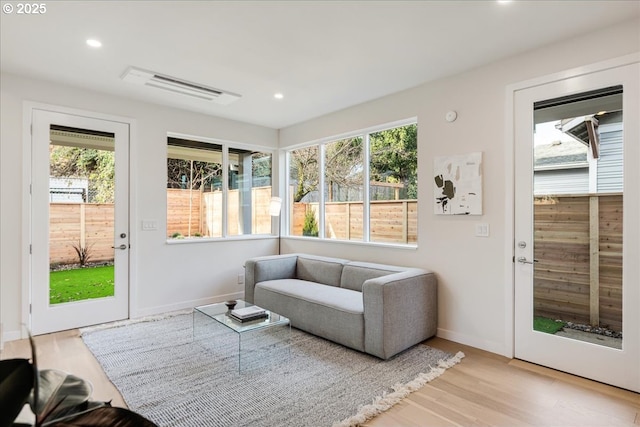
[285,118,418,248]
[166,132,276,244]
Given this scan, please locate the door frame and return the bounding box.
[21,102,138,338]
[503,53,640,358]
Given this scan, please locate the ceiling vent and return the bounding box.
[121,67,241,105]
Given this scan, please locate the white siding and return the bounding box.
[597,123,623,193]
[534,168,589,195]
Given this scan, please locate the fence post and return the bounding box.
[589,195,600,326]
[80,203,86,249]
[402,201,408,243]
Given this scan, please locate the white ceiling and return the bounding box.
[1,1,638,129]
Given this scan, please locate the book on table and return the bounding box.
[229,305,267,322]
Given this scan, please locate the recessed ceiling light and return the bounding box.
[274,93,284,100]
[497,0,512,4]
[86,39,102,48]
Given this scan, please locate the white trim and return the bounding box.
[166,235,278,245]
[363,133,371,241]
[437,327,507,357]
[222,144,229,237]
[282,236,418,251]
[318,144,326,238]
[504,52,640,359]
[21,101,137,338]
[130,291,243,319]
[21,104,32,339]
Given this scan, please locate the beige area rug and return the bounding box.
[81,312,464,427]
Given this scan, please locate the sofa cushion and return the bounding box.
[340,261,407,292]
[254,279,364,351]
[296,254,347,287]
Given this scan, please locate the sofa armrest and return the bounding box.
[362,270,437,359]
[244,254,299,303]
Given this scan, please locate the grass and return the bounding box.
[534,316,566,334]
[49,265,114,304]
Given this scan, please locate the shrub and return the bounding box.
[71,241,93,266]
[302,209,319,237]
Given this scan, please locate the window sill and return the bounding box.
[166,234,277,245]
[282,235,418,250]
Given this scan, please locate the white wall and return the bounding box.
[0,74,279,341]
[279,19,640,356]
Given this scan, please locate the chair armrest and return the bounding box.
[244,254,299,303]
[362,269,437,359]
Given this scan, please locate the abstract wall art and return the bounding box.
[433,152,483,215]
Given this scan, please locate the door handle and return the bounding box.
[112,244,128,250]
[517,256,537,265]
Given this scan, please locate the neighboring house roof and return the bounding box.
[535,140,588,170]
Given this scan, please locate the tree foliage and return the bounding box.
[325,137,363,201]
[290,146,319,202]
[166,158,222,191]
[167,152,271,191]
[49,146,115,203]
[370,123,418,199]
[289,124,417,202]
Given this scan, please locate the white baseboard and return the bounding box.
[1,329,23,345]
[436,327,509,357]
[131,291,244,318]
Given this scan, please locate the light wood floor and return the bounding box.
[2,332,638,426]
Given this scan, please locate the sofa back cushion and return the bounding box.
[296,254,347,287]
[340,261,407,292]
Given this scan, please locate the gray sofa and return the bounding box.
[244,253,437,359]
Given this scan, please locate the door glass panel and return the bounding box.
[49,125,116,305]
[532,86,623,349]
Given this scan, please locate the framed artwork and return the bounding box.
[433,152,483,215]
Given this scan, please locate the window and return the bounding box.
[227,148,273,236]
[167,136,272,240]
[369,124,417,244]
[289,145,319,237]
[324,137,364,240]
[287,120,417,245]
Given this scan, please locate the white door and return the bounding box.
[514,62,639,392]
[31,109,130,335]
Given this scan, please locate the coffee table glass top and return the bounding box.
[194,299,289,333]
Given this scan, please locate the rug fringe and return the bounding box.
[332,351,465,427]
[80,309,193,335]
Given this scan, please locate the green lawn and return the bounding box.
[49,265,114,304]
[534,316,566,334]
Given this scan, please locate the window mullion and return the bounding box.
[363,133,371,242]
[222,144,229,238]
[283,150,290,237]
[319,144,326,239]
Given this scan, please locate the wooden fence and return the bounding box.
[50,190,418,264]
[50,203,114,265]
[291,200,418,244]
[533,194,622,332]
[167,187,272,237]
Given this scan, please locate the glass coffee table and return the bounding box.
[193,300,290,372]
